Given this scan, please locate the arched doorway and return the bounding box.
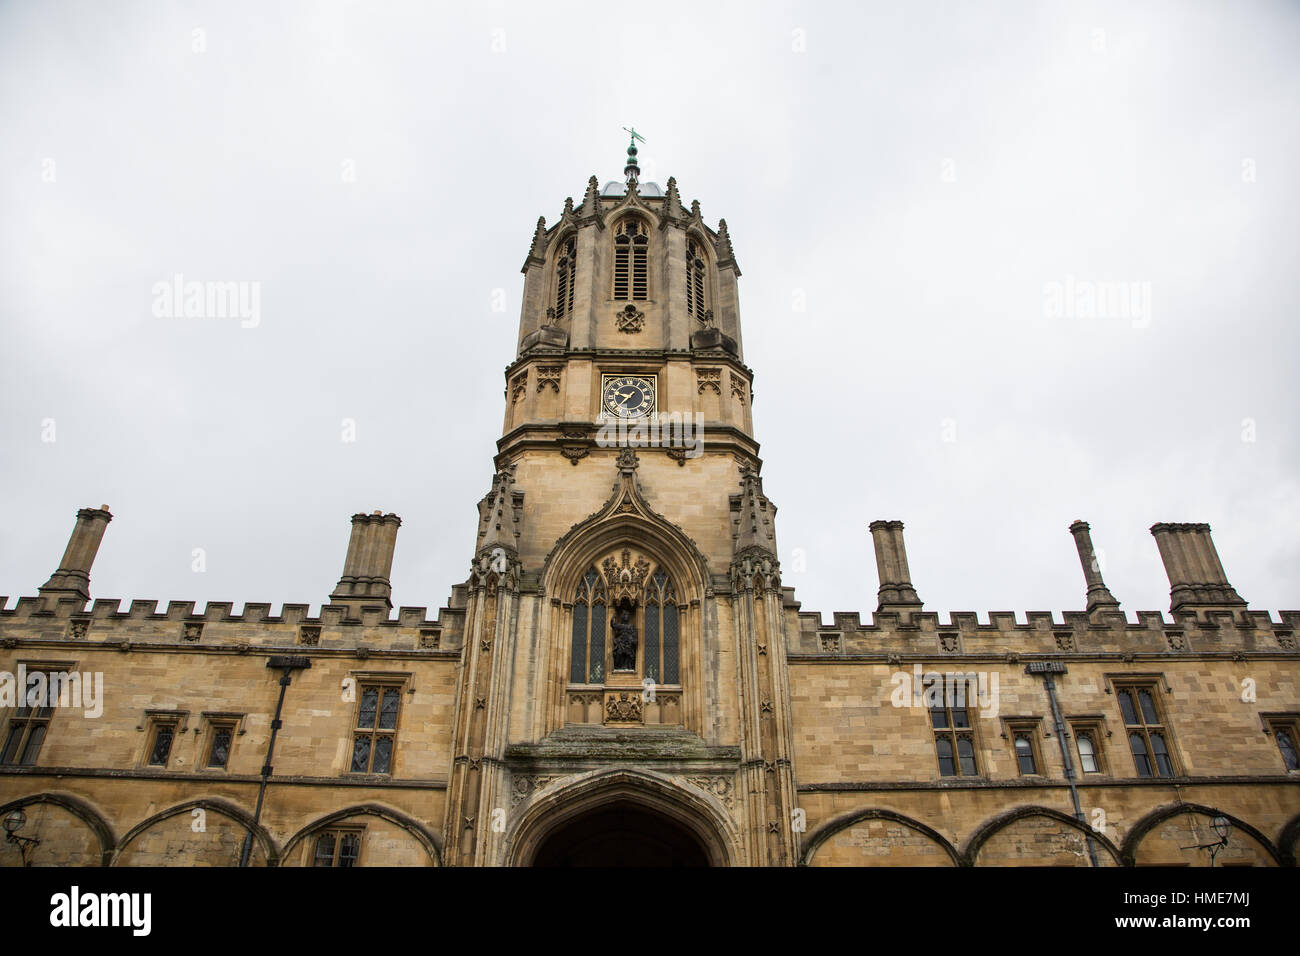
[532,800,709,867]
[506,769,738,867]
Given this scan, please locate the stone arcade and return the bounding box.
[1,143,1298,866]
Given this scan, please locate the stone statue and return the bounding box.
[611,605,638,671]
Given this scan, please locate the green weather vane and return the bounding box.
[622,127,644,181]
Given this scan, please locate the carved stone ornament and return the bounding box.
[615,304,645,333]
[511,774,558,808]
[938,633,959,653]
[536,366,562,392]
[601,548,652,603]
[604,692,644,724]
[182,622,204,642]
[67,620,88,640]
[697,368,722,394]
[299,625,321,647]
[561,444,589,465]
[685,775,735,812]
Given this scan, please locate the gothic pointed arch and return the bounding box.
[0,791,116,866]
[504,768,740,867]
[533,451,713,736]
[963,805,1123,867]
[539,451,711,601]
[799,807,962,867]
[281,803,443,867]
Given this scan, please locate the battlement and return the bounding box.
[780,517,1298,658]
[0,594,468,654]
[790,606,1299,659]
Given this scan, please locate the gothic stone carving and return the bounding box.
[182,623,203,642]
[685,775,735,812]
[298,625,321,647]
[615,304,644,333]
[611,605,638,672]
[697,368,722,394]
[511,774,559,808]
[601,548,651,603]
[604,692,643,724]
[536,366,562,392]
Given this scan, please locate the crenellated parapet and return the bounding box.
[785,518,1297,660]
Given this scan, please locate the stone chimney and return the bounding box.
[1068,520,1120,613]
[330,511,402,611]
[1150,522,1245,613]
[39,505,114,604]
[869,520,922,613]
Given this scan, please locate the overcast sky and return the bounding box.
[2,0,1296,624]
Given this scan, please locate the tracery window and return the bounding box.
[614,219,648,301]
[570,568,607,684]
[568,559,679,686]
[643,569,679,685]
[554,237,576,319]
[686,237,707,320]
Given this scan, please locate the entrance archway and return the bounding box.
[532,800,709,866]
[507,769,738,867]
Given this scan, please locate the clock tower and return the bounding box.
[443,138,797,866]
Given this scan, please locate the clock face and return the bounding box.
[602,375,656,419]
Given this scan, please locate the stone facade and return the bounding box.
[2,150,1297,866]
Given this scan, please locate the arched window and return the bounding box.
[570,568,606,684]
[1076,732,1099,773]
[686,237,707,319]
[613,219,648,301]
[554,237,576,319]
[643,569,679,684]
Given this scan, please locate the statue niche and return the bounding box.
[611,600,638,672]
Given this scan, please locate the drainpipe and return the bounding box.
[239,655,312,867]
[1025,662,1100,867]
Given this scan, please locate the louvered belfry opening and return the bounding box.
[614,219,648,301]
[554,237,576,319]
[686,237,706,319]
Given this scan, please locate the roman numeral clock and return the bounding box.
[601,374,656,419]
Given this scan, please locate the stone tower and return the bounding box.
[442,139,796,866]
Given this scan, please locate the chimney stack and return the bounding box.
[330,511,402,611]
[39,505,113,604]
[869,520,923,613]
[1149,523,1245,613]
[1068,520,1120,613]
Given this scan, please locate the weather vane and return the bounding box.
[623,126,646,145]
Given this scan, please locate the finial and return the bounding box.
[622,126,645,183]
